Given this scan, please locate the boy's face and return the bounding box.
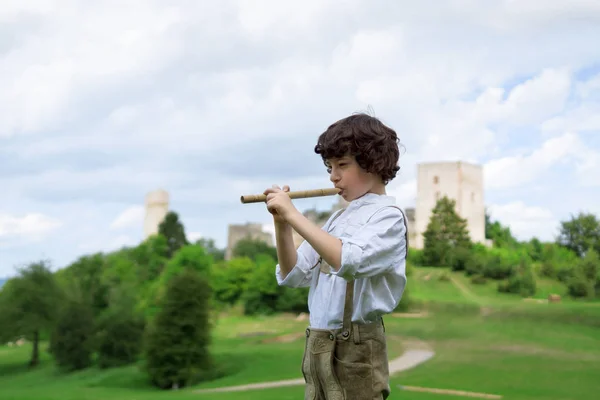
[326,155,381,201]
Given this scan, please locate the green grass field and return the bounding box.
[1,266,599,400]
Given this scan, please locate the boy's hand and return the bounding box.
[264,185,296,223]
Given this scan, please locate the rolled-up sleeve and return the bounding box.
[331,206,407,281]
[275,239,318,287]
[275,209,344,287]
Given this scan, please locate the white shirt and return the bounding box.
[275,193,408,329]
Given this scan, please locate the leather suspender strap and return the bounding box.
[390,205,410,258]
[341,205,409,343]
[343,279,356,342]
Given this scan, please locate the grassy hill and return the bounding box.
[409,265,598,307]
[1,299,599,400]
[1,265,599,399]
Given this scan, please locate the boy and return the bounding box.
[264,113,408,400]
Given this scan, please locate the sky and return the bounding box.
[1,0,600,277]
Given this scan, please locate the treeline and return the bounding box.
[410,196,600,300]
[0,211,322,389]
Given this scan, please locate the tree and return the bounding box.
[158,211,189,258]
[195,238,225,262]
[232,237,277,261]
[49,299,95,371]
[144,268,215,389]
[0,261,63,368]
[95,289,146,369]
[485,210,519,248]
[423,196,472,266]
[145,245,213,311]
[557,212,600,258]
[497,256,536,297]
[132,234,170,282]
[566,249,600,298]
[527,238,544,262]
[241,254,280,315]
[56,253,110,318]
[211,257,254,306]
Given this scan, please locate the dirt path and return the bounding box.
[449,275,483,305]
[193,337,434,394]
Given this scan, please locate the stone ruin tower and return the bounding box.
[413,161,486,248]
[144,189,169,239]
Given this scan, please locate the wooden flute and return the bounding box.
[240,188,341,204]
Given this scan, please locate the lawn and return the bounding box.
[1,269,599,400]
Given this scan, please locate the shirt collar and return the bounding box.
[350,192,397,207]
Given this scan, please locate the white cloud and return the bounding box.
[110,206,145,230]
[542,73,600,136]
[0,213,61,240]
[488,201,558,241]
[501,68,571,125]
[0,1,185,137]
[78,234,137,253]
[484,132,583,190]
[388,179,417,208]
[187,231,203,242]
[574,148,600,187]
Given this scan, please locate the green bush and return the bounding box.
[241,254,280,315]
[539,243,579,281]
[566,250,600,298]
[96,307,145,369]
[470,275,487,285]
[49,300,95,372]
[276,287,309,313]
[465,252,486,276]
[567,272,595,298]
[579,249,599,282]
[497,258,536,297]
[540,259,557,278]
[211,257,254,307]
[449,247,471,272]
[144,268,215,389]
[483,254,514,280]
[407,249,425,266]
[557,264,575,283]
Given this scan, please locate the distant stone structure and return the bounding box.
[144,189,169,239]
[413,161,487,249]
[225,222,274,260]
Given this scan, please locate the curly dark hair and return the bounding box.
[314,113,401,184]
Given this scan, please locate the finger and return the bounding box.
[266,200,278,213]
[263,188,281,195]
[283,185,290,192]
[272,184,281,190]
[267,193,281,202]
